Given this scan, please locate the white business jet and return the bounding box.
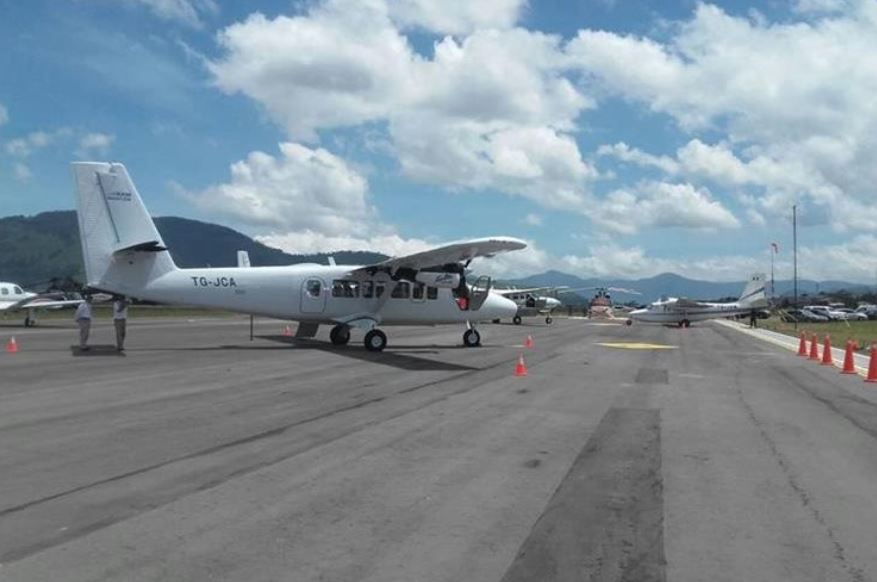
[0,282,83,327]
[627,274,767,327]
[72,162,524,351]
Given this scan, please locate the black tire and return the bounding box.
[329,324,350,345]
[463,329,481,347]
[492,319,501,324]
[513,315,522,325]
[682,319,691,328]
[545,317,553,325]
[24,317,32,328]
[364,329,387,352]
[625,319,633,326]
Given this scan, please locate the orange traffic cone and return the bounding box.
[797,333,807,356]
[282,325,291,337]
[821,335,834,366]
[866,344,877,384]
[841,340,857,374]
[5,337,18,353]
[514,354,528,377]
[808,334,820,361]
[524,335,534,349]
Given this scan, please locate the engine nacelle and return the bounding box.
[415,272,461,288]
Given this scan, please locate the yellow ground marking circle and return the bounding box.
[596,342,678,350]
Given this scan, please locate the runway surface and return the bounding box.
[2,317,877,581]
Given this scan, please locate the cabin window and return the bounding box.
[305,279,322,298]
[1,288,8,296]
[13,286,23,295]
[332,280,360,298]
[412,283,424,300]
[375,284,385,298]
[391,282,410,299]
[427,286,438,300]
[362,281,374,298]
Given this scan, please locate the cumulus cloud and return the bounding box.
[76,132,115,157]
[127,0,218,28]
[391,0,525,35]
[208,2,596,212]
[523,213,543,226]
[189,142,376,235]
[569,3,877,232]
[4,128,73,157]
[591,182,740,234]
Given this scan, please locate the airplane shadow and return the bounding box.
[70,345,126,357]
[260,335,478,372]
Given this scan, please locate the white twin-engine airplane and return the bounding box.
[0,282,83,327]
[627,273,768,327]
[493,288,564,325]
[72,162,525,351]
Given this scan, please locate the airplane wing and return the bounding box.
[3,296,84,312]
[671,298,709,309]
[349,237,527,277]
[495,286,565,296]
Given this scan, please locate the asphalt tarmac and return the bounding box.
[2,316,877,581]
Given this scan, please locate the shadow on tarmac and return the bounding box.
[70,345,125,357]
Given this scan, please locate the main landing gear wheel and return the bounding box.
[679,319,691,328]
[545,316,553,325]
[463,328,481,347]
[24,316,34,327]
[364,329,387,352]
[330,324,351,345]
[513,315,522,325]
[492,319,501,324]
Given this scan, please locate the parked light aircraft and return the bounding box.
[0,281,83,326]
[72,162,524,351]
[492,287,566,324]
[627,274,767,327]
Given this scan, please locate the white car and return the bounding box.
[834,307,868,321]
[856,305,877,320]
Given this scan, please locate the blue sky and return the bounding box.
[1,0,876,282]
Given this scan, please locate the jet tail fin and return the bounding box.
[72,162,176,293]
[738,273,767,308]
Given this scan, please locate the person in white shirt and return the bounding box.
[113,296,129,352]
[74,296,93,351]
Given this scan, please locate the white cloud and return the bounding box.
[76,132,115,157]
[597,142,678,174]
[592,182,740,235]
[128,0,218,28]
[0,103,7,126]
[257,231,432,257]
[208,3,596,212]
[391,0,525,35]
[190,142,376,235]
[568,3,877,232]
[523,213,543,226]
[4,128,72,157]
[13,162,31,183]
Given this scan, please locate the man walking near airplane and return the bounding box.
[74,295,93,351]
[113,296,129,351]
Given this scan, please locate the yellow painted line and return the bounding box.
[597,342,678,350]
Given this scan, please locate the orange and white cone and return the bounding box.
[808,334,820,361]
[524,335,534,349]
[514,354,528,377]
[841,340,857,375]
[866,344,877,384]
[282,325,292,337]
[797,332,808,356]
[5,337,18,354]
[821,335,834,366]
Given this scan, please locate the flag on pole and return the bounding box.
[771,242,779,253]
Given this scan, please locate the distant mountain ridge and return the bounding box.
[0,211,387,286]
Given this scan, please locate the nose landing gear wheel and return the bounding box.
[463,329,481,347]
[545,316,553,325]
[330,324,351,345]
[513,315,522,325]
[364,329,387,352]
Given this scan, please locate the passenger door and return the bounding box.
[300,278,326,314]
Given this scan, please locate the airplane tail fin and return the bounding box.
[738,273,767,308]
[72,162,177,294]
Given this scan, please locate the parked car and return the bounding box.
[834,307,868,321]
[804,305,838,320]
[856,305,877,320]
[782,308,829,323]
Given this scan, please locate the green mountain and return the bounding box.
[0,211,387,289]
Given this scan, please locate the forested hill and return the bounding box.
[0,211,387,287]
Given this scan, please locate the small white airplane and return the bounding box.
[627,274,767,327]
[492,287,565,324]
[72,162,525,351]
[0,282,83,327]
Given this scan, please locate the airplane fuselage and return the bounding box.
[628,301,752,324]
[100,262,516,325]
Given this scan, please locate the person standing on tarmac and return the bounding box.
[74,295,93,351]
[113,296,129,352]
[749,309,758,328]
